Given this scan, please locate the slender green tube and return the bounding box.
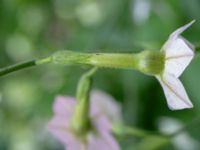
[52,50,165,75]
[87,53,140,69]
[52,51,139,69]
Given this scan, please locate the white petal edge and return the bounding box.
[162,20,195,52]
[168,20,195,40]
[162,21,195,77]
[156,74,193,110]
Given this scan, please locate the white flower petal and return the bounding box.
[168,20,195,39]
[162,21,195,77]
[156,74,193,110]
[164,37,194,77]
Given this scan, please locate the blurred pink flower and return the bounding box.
[47,90,121,150]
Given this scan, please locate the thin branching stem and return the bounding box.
[0,56,51,77]
[0,59,36,77]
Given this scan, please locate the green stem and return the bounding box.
[112,124,170,150]
[76,67,98,101]
[0,60,36,77]
[112,123,150,138]
[0,56,51,77]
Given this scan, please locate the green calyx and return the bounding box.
[52,50,91,65]
[71,100,92,137]
[71,67,97,136]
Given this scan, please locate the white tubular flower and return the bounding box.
[50,21,195,110]
[156,20,195,110]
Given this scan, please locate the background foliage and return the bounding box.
[0,0,200,149]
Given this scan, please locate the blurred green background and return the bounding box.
[1,0,200,149]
